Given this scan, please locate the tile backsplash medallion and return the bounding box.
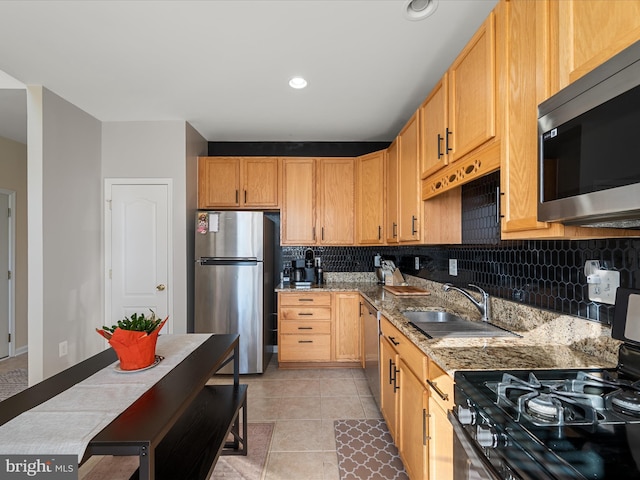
[281,172,640,325]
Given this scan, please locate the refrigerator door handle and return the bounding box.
[199,257,259,266]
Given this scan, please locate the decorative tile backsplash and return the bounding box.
[282,239,640,325]
[280,171,640,325]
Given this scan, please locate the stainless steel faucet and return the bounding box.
[443,283,491,322]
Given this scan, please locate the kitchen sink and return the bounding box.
[402,310,518,339]
[402,310,466,323]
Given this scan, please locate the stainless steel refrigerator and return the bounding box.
[194,211,274,374]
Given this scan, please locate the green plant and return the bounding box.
[102,310,164,335]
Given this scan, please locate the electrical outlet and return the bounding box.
[59,340,68,357]
[449,259,458,276]
[415,257,420,270]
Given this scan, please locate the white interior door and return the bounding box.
[0,191,11,358]
[106,181,171,333]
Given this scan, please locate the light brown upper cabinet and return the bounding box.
[356,150,386,245]
[420,76,448,179]
[398,112,422,243]
[281,157,355,246]
[500,0,639,240]
[448,12,497,161]
[198,156,279,209]
[421,12,500,199]
[556,0,640,91]
[281,158,316,245]
[385,139,400,244]
[317,158,356,245]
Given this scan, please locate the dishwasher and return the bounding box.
[362,298,381,408]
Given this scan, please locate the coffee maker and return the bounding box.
[304,249,316,282]
[291,258,306,283]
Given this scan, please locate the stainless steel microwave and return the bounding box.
[538,40,640,229]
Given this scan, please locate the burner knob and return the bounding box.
[476,425,500,448]
[457,406,476,425]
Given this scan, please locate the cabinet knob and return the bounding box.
[156,284,166,291]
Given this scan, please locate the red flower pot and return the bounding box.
[97,317,168,370]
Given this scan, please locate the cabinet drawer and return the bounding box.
[280,307,331,321]
[380,317,426,381]
[280,320,331,335]
[279,292,332,306]
[279,334,331,362]
[428,360,454,411]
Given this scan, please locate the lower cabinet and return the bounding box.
[398,359,429,480]
[278,290,361,365]
[429,396,453,480]
[380,316,429,479]
[380,315,454,480]
[427,360,454,480]
[334,292,361,362]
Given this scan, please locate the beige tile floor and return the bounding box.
[209,356,383,480]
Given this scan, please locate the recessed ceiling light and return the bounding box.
[403,0,438,21]
[289,77,308,89]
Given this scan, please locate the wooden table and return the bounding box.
[0,334,247,480]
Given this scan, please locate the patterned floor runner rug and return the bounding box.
[334,419,408,480]
[0,368,28,401]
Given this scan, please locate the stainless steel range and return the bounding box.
[451,288,640,480]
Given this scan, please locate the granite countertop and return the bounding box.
[277,274,620,376]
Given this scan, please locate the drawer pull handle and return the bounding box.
[298,327,313,330]
[298,298,314,302]
[427,379,449,401]
[298,313,313,316]
[388,336,400,346]
[298,340,313,344]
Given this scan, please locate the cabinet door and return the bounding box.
[356,150,385,245]
[448,12,496,162]
[501,0,556,235]
[333,292,361,362]
[281,158,316,245]
[385,140,400,244]
[380,336,399,442]
[557,0,640,89]
[398,113,421,242]
[398,359,429,480]
[242,157,279,207]
[420,76,448,178]
[317,158,355,245]
[428,397,453,480]
[197,157,240,208]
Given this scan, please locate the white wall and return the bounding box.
[102,121,206,333]
[185,123,207,331]
[0,135,27,350]
[28,87,103,382]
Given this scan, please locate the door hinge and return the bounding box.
[7,333,10,343]
[7,207,11,218]
[107,199,112,211]
[7,270,11,280]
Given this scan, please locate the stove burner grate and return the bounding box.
[488,372,640,427]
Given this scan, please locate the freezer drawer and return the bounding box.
[194,261,264,374]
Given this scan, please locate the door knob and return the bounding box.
[156,284,166,291]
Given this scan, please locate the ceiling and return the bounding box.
[0,0,498,145]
